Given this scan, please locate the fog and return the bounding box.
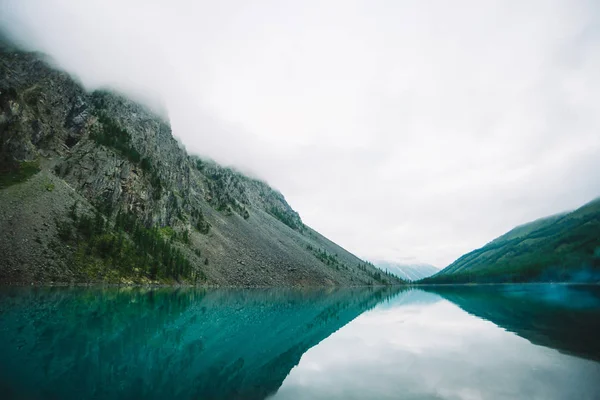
[1,0,599,266]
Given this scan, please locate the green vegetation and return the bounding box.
[217,202,234,215]
[43,177,55,192]
[113,212,195,281]
[309,245,343,269]
[305,244,395,285]
[423,199,600,284]
[159,226,176,238]
[59,205,204,283]
[241,207,250,219]
[0,160,40,189]
[192,208,211,234]
[194,158,205,171]
[270,206,303,231]
[141,157,163,200]
[356,260,395,284]
[196,219,211,234]
[91,113,141,163]
[22,85,43,108]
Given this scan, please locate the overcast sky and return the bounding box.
[2,0,599,267]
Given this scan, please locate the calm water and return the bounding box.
[0,285,599,400]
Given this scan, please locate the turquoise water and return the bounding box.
[0,285,599,399]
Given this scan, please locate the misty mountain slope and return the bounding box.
[423,199,600,283]
[374,261,439,281]
[0,47,403,286]
[486,214,566,245]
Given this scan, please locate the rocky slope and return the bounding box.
[422,198,600,283]
[0,45,403,286]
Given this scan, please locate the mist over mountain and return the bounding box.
[1,1,599,284]
[0,45,402,286]
[374,261,439,281]
[2,0,599,268]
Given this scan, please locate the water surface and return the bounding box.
[0,285,598,399]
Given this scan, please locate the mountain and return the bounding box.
[422,198,600,283]
[374,261,438,281]
[0,46,403,286]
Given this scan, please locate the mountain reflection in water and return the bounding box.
[0,286,397,399]
[272,285,600,400]
[426,284,600,362]
[0,285,599,400]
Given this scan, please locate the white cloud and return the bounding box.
[2,0,599,266]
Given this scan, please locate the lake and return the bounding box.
[0,285,599,399]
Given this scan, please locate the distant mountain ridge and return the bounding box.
[423,198,600,284]
[375,261,439,281]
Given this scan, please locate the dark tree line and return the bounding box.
[61,204,202,282]
[113,211,194,280]
[306,244,394,285]
[191,208,211,234]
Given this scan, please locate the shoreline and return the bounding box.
[0,281,407,289]
[1,281,599,289]
[414,281,600,287]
